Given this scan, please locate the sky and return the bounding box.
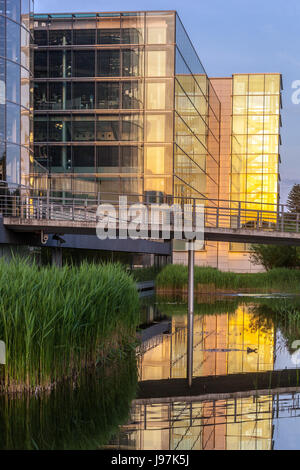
[35,0,300,202]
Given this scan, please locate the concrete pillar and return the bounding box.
[187,242,194,388]
[52,247,62,268]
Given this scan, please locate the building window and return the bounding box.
[97,50,120,77]
[97,82,119,109]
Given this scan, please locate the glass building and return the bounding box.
[0,0,34,186]
[33,11,220,201]
[231,73,281,213]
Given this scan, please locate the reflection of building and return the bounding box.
[33,11,220,199]
[117,305,276,450]
[0,0,34,185]
[174,74,282,272]
[139,305,275,380]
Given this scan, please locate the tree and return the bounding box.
[287,184,300,213]
[250,244,300,270]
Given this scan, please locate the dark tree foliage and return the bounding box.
[250,244,300,270]
[287,184,300,213]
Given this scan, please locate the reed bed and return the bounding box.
[156,265,300,292]
[0,259,140,393]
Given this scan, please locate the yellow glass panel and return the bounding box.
[231,155,246,173]
[145,146,172,175]
[248,95,264,114]
[263,115,279,134]
[247,174,263,192]
[263,135,279,154]
[263,155,278,173]
[146,82,166,110]
[247,115,264,135]
[247,154,263,173]
[264,95,280,114]
[232,115,247,134]
[146,50,171,77]
[263,174,278,192]
[233,95,248,114]
[233,75,248,94]
[247,135,263,154]
[231,135,247,154]
[265,75,280,94]
[231,174,247,193]
[249,75,264,94]
[146,114,172,142]
[144,176,172,194]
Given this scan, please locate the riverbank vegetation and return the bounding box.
[0,259,140,393]
[156,265,300,293]
[0,354,138,450]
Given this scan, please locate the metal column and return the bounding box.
[187,241,194,388]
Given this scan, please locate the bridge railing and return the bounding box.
[0,187,299,235]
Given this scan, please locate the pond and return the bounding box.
[2,293,300,450]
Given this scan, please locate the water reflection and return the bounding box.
[111,295,300,450]
[0,355,137,450]
[113,393,300,450]
[139,302,275,381]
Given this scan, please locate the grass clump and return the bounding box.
[0,259,140,393]
[156,264,300,292]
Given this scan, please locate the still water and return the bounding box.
[2,294,300,450]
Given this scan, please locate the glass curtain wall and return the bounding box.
[231,74,281,220]
[0,0,34,187]
[33,11,176,199]
[174,14,220,203]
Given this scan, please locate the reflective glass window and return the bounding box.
[121,114,143,141]
[0,16,5,58]
[6,142,20,183]
[49,115,71,142]
[97,29,120,45]
[72,115,95,142]
[97,146,119,172]
[49,51,64,78]
[0,142,5,180]
[34,115,47,142]
[120,146,140,173]
[122,81,142,109]
[74,50,95,77]
[96,115,119,141]
[0,102,5,141]
[49,82,72,110]
[6,0,20,21]
[6,60,20,104]
[6,19,20,63]
[34,30,48,46]
[34,82,47,110]
[73,82,95,109]
[0,0,5,15]
[49,146,72,172]
[6,102,20,143]
[97,82,119,109]
[49,30,72,46]
[122,49,141,77]
[74,29,96,45]
[73,146,95,172]
[34,51,47,78]
[97,50,120,77]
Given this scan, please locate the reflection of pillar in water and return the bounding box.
[187,242,194,387]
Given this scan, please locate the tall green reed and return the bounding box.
[0,259,140,392]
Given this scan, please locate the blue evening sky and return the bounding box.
[35,0,300,202]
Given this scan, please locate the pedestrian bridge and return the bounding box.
[2,188,300,246]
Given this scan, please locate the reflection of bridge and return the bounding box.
[115,392,300,450]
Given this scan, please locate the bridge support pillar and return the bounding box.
[52,247,62,268]
[187,242,194,388]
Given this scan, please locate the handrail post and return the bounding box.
[46,189,50,220]
[297,213,299,233]
[237,201,241,228]
[281,205,284,232]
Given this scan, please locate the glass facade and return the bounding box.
[33,11,220,199]
[0,0,34,185]
[231,74,281,215]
